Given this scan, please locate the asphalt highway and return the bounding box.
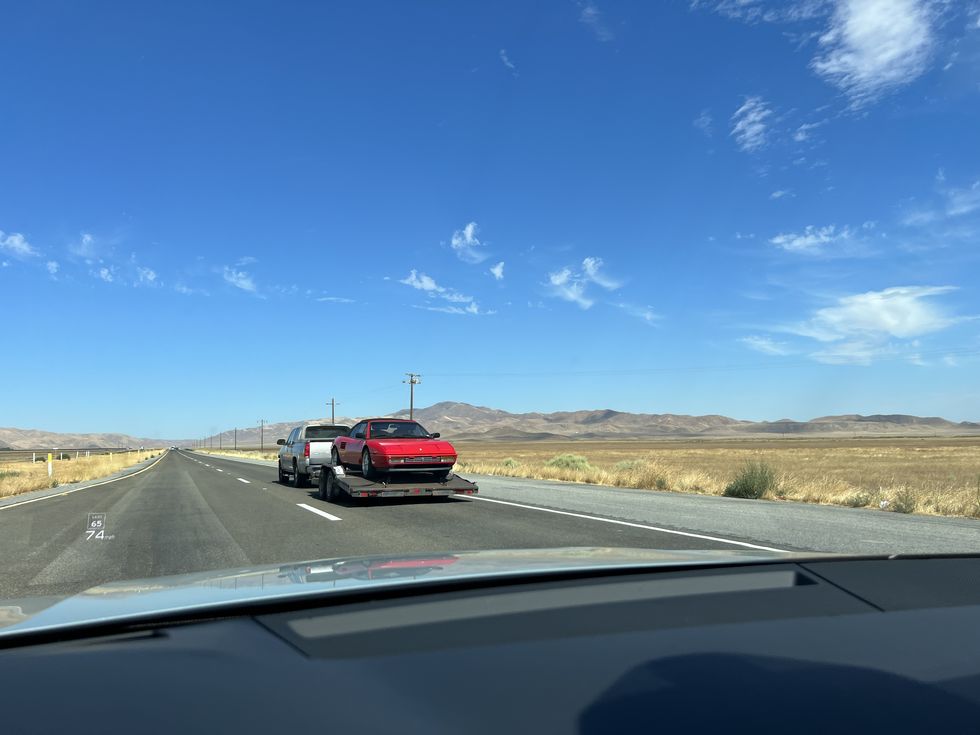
[1,449,978,600]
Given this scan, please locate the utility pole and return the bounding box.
[258,419,266,451]
[328,398,340,424]
[234,427,237,450]
[403,373,421,420]
[219,431,222,450]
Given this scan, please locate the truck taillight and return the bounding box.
[304,442,310,457]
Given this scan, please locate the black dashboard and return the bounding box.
[3,556,980,733]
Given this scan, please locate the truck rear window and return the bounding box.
[305,426,350,439]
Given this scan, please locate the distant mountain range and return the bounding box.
[2,402,979,449]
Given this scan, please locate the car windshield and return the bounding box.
[2,2,979,633]
[369,422,430,439]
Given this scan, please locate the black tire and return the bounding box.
[361,449,377,480]
[331,446,342,469]
[278,462,287,483]
[433,470,452,482]
[292,461,307,488]
[318,471,329,500]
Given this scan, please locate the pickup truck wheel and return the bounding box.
[292,462,307,488]
[277,462,287,483]
[361,450,377,480]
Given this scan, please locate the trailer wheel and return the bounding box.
[318,471,329,501]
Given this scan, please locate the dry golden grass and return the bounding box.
[197,448,278,461]
[453,438,980,519]
[0,449,163,499]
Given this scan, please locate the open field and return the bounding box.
[197,439,980,519]
[453,438,980,519]
[0,449,163,499]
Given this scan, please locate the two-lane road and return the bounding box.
[2,449,978,601]
[0,450,748,600]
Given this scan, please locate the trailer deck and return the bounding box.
[314,464,478,501]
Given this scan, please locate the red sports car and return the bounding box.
[331,418,458,480]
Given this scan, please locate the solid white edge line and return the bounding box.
[296,503,342,521]
[460,495,787,553]
[0,451,169,512]
[237,478,250,484]
[215,469,223,472]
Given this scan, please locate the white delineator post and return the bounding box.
[47,453,53,478]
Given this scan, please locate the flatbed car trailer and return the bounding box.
[312,463,479,501]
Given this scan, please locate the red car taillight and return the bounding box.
[304,442,310,457]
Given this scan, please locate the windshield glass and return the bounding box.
[369,422,430,439]
[1,1,979,631]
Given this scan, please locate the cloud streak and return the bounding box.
[400,269,490,315]
[730,96,772,152]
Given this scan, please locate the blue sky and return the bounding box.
[2,0,980,438]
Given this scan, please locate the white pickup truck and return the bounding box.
[276,424,351,487]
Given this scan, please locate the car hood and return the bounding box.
[369,438,456,455]
[0,547,830,638]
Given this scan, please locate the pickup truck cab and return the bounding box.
[277,424,351,487]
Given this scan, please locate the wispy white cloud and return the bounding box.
[693,109,713,137]
[581,256,621,289]
[399,269,490,315]
[742,285,965,365]
[450,221,488,263]
[770,189,794,200]
[900,176,980,227]
[316,296,355,303]
[694,0,830,24]
[740,335,795,355]
[499,49,518,75]
[548,268,593,309]
[946,180,980,217]
[97,266,114,283]
[415,302,493,316]
[547,257,621,309]
[70,232,98,259]
[46,261,59,276]
[615,303,661,325]
[175,283,208,296]
[236,256,258,266]
[786,285,961,363]
[730,96,772,152]
[489,261,505,281]
[578,1,614,41]
[136,266,157,285]
[0,230,39,258]
[811,0,937,106]
[769,224,852,253]
[792,121,825,142]
[222,266,256,293]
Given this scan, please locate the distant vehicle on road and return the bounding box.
[277,424,351,487]
[332,418,457,480]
